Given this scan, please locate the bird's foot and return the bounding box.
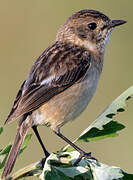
[74,151,97,166]
[40,154,50,167]
[40,157,47,167]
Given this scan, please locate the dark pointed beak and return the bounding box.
[109,20,127,28]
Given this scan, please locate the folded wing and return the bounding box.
[5,42,91,124]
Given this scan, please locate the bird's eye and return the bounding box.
[88,22,97,30]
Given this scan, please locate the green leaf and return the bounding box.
[40,151,133,180]
[0,144,12,169]
[122,172,133,180]
[77,85,133,142]
[0,127,3,135]
[44,167,71,180]
[90,162,124,180]
[40,151,90,179]
[0,153,8,169]
[90,162,133,180]
[73,171,93,180]
[19,134,32,155]
[78,121,125,142]
[0,134,31,170]
[0,144,12,156]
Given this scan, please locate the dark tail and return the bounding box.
[1,117,32,179]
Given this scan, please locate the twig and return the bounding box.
[6,161,42,180]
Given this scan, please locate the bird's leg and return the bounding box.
[32,126,50,157]
[54,128,94,166]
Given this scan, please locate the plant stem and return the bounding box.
[6,161,41,180]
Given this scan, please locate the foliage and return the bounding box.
[77,86,133,142]
[0,86,133,179]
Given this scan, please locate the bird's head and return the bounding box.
[57,9,126,55]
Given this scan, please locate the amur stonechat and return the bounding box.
[2,9,126,179]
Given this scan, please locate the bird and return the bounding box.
[2,9,126,179]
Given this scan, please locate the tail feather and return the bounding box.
[1,118,31,179]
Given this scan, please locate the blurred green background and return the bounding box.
[0,0,132,178]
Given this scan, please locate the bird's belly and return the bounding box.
[32,66,100,131]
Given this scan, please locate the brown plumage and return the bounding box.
[2,9,126,179]
[5,42,91,125]
[2,116,32,177]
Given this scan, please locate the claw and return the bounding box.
[74,151,97,166]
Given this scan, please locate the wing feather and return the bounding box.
[5,41,91,124]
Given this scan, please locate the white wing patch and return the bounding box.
[40,75,55,86]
